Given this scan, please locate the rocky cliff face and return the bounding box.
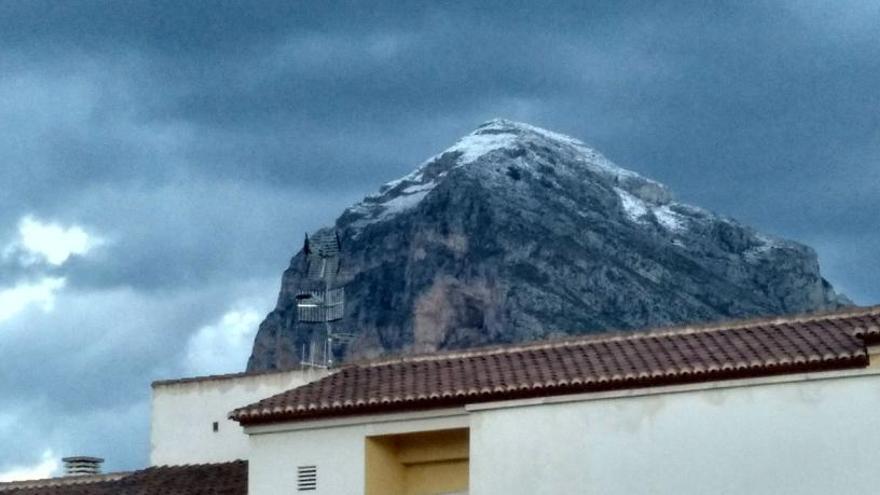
[247,119,848,371]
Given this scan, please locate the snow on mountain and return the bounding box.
[249,119,849,371]
[345,119,673,230]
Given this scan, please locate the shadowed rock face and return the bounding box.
[247,120,849,371]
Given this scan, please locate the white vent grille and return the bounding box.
[62,456,104,476]
[297,465,317,491]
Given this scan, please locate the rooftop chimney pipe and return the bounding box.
[62,456,104,476]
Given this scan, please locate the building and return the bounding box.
[3,305,880,494]
[231,305,880,495]
[0,369,325,494]
[151,367,326,465]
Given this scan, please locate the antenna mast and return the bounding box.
[296,230,354,369]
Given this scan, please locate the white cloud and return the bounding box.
[0,277,66,323]
[0,217,100,324]
[5,216,102,267]
[0,449,60,482]
[183,307,263,376]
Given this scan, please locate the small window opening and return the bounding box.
[297,465,317,491]
[212,421,219,432]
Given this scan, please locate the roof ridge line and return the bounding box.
[0,472,131,490]
[357,305,880,368]
[151,367,306,388]
[145,460,247,469]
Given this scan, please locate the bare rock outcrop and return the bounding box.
[247,120,848,371]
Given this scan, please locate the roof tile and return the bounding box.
[0,461,246,495]
[231,307,880,425]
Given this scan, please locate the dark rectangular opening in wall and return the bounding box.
[212,421,219,432]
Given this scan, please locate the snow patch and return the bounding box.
[654,205,687,232]
[379,189,431,217]
[401,181,436,194]
[480,119,647,184]
[617,189,689,233]
[380,169,424,192]
[616,187,648,222]
[348,187,432,229]
[483,119,586,148]
[352,119,679,232]
[446,131,518,165]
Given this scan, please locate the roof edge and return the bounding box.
[230,354,867,426]
[0,472,130,491]
[0,460,248,491]
[348,304,880,369]
[151,366,306,388]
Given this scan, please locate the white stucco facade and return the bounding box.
[246,410,469,495]
[243,369,880,495]
[469,370,880,495]
[150,369,326,466]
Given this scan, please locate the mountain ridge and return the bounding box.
[247,119,848,371]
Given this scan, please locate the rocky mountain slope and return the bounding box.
[247,119,848,371]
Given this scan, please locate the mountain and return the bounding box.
[247,119,848,371]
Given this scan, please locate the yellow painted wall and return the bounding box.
[868,346,880,368]
[365,437,404,495]
[365,428,469,495]
[404,458,468,495]
[396,429,469,464]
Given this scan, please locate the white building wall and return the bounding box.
[150,369,325,466]
[247,411,468,495]
[249,422,365,495]
[470,372,880,495]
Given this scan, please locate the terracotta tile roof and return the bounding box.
[230,306,880,425]
[0,473,130,495]
[0,461,246,495]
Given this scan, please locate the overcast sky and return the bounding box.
[1,0,878,478]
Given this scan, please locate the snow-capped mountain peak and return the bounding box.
[249,120,848,370]
[343,119,672,230]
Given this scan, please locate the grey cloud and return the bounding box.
[0,276,278,472]
[1,0,879,478]
[57,181,364,291]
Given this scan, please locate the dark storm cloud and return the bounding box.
[58,181,363,291]
[0,277,277,471]
[1,0,879,475]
